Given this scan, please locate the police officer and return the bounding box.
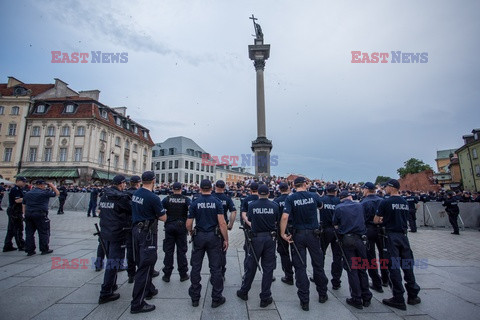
[98,175,130,304]
[442,191,460,235]
[161,181,191,282]
[318,183,342,290]
[280,177,329,311]
[404,191,419,233]
[212,180,237,278]
[333,191,372,310]
[187,179,228,308]
[23,180,59,256]
[374,179,421,310]
[236,184,279,308]
[360,182,388,291]
[88,186,100,217]
[57,184,68,214]
[124,175,141,283]
[130,171,166,314]
[241,182,259,259]
[0,182,5,210]
[273,182,294,285]
[3,176,27,252]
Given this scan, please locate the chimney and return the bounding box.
[7,76,23,88]
[79,90,100,101]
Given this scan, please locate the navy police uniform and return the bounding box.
[404,193,418,232]
[130,173,166,312]
[283,180,329,306]
[241,184,259,256]
[333,193,372,308]
[273,186,294,283]
[377,192,421,306]
[238,186,279,305]
[442,195,460,234]
[361,190,389,289]
[88,187,100,217]
[98,179,130,302]
[3,179,26,251]
[57,186,68,214]
[124,176,141,280]
[22,182,56,255]
[319,186,343,289]
[212,184,236,277]
[188,184,225,306]
[161,182,191,280]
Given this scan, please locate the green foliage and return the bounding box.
[375,176,391,185]
[397,158,433,178]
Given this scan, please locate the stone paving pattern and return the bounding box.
[1,209,480,320]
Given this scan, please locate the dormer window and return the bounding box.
[126,122,130,130]
[65,104,75,113]
[115,117,122,126]
[143,130,148,138]
[133,126,138,134]
[35,104,46,113]
[101,109,108,119]
[14,86,28,96]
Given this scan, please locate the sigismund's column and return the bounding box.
[248,15,272,176]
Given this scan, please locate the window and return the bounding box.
[476,165,480,175]
[159,149,165,156]
[76,126,85,136]
[101,109,108,119]
[161,173,165,183]
[190,162,194,170]
[115,117,122,126]
[174,172,178,182]
[65,104,75,113]
[175,160,179,169]
[98,151,105,165]
[61,126,70,136]
[31,126,40,137]
[0,123,2,134]
[201,164,205,172]
[47,126,55,136]
[126,122,130,130]
[155,162,160,170]
[133,126,138,134]
[44,148,52,162]
[196,163,199,171]
[115,137,121,146]
[8,123,16,136]
[29,148,37,162]
[59,148,67,162]
[124,159,128,171]
[11,106,19,115]
[162,161,165,170]
[190,173,193,183]
[4,148,13,162]
[125,140,130,149]
[133,144,138,152]
[169,148,175,155]
[0,106,4,114]
[168,173,172,182]
[473,148,478,159]
[74,148,82,162]
[168,160,173,169]
[132,160,137,172]
[114,155,119,169]
[196,174,199,184]
[100,131,106,141]
[185,173,188,183]
[35,105,46,113]
[143,130,148,138]
[185,160,188,169]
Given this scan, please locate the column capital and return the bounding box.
[254,60,265,71]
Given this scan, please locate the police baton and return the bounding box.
[240,226,262,273]
[94,223,108,259]
[286,228,305,267]
[333,229,351,273]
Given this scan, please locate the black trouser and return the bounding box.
[125,229,135,277]
[87,200,97,216]
[131,224,158,310]
[320,226,343,287]
[448,213,459,234]
[25,212,50,254]
[100,240,124,297]
[408,210,417,232]
[188,231,223,302]
[58,197,66,213]
[342,235,372,303]
[291,229,328,303]
[384,233,421,302]
[95,238,105,269]
[4,210,25,249]
[162,220,188,277]
[366,225,389,287]
[240,232,276,300]
[277,231,293,280]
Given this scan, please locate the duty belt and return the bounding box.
[252,231,275,237]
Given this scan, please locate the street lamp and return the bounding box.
[107,151,114,183]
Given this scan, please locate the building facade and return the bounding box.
[215,164,254,184]
[152,136,215,184]
[456,129,480,192]
[0,77,77,181]
[18,88,153,185]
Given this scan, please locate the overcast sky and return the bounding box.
[1,0,479,182]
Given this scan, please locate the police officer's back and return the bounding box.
[442,191,460,235]
[3,176,27,252]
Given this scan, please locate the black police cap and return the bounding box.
[326,184,337,192]
[339,190,350,199]
[250,182,259,191]
[215,180,226,188]
[200,179,212,189]
[361,182,375,190]
[294,177,306,185]
[308,186,317,192]
[112,175,126,185]
[279,182,288,191]
[16,176,27,182]
[172,182,182,190]
[141,171,155,182]
[35,179,46,185]
[258,184,269,195]
[386,179,400,189]
[130,175,141,183]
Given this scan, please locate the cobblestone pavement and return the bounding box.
[0,209,480,320]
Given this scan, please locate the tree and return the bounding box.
[397,158,433,178]
[375,176,392,185]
